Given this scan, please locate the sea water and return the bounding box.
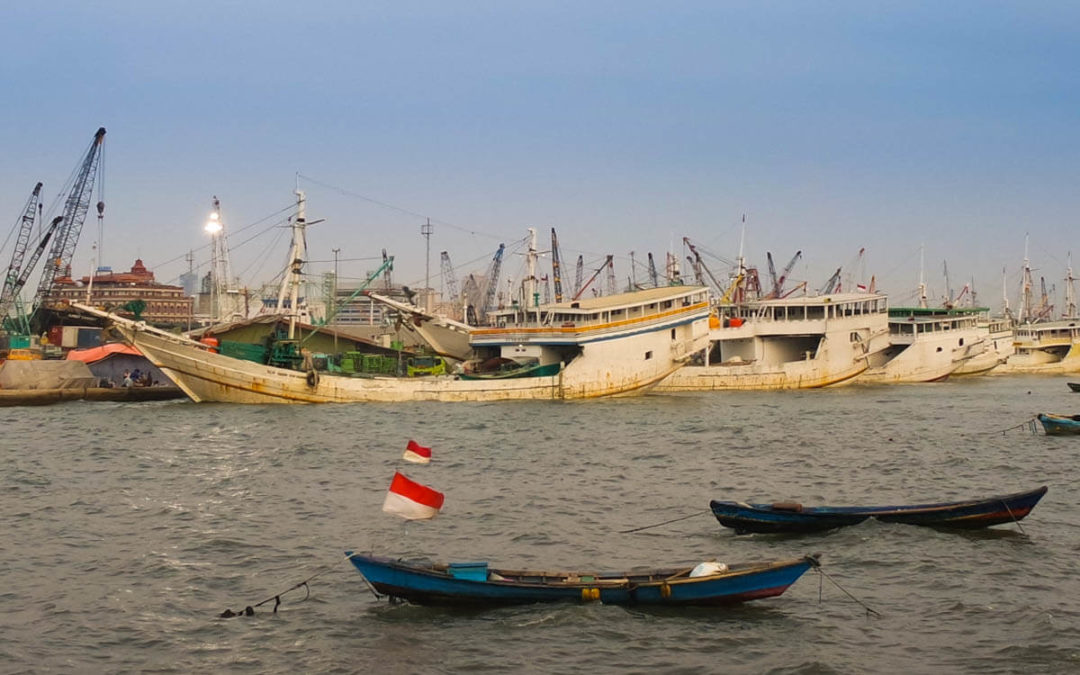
[2,375,1078,673]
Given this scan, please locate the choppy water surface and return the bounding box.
[2,375,1079,673]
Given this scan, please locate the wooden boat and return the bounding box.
[74,224,710,403]
[1036,413,1080,435]
[1067,382,1080,392]
[345,552,819,607]
[710,486,1048,534]
[654,292,890,392]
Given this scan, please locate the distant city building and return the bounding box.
[51,259,194,327]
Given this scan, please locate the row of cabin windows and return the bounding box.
[892,319,977,335]
[540,296,700,326]
[729,300,886,322]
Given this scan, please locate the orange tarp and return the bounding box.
[66,342,142,363]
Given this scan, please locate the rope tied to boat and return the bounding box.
[618,510,709,534]
[1001,499,1026,535]
[219,561,339,618]
[812,558,880,619]
[994,416,1038,435]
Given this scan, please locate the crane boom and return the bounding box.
[482,244,505,320]
[572,255,613,301]
[682,238,725,294]
[647,252,658,287]
[32,127,106,317]
[574,255,584,296]
[776,251,801,296]
[550,228,564,302]
[821,267,842,294]
[0,182,44,320]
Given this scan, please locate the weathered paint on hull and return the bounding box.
[857,337,972,384]
[999,344,1080,375]
[654,359,867,391]
[120,325,688,403]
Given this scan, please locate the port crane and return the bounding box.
[683,237,727,296]
[550,228,564,302]
[481,243,505,321]
[572,255,613,301]
[0,182,46,330]
[31,127,106,328]
[765,250,801,299]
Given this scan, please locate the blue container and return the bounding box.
[448,562,488,581]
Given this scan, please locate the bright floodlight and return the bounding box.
[205,219,222,234]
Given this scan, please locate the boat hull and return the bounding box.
[100,286,709,403]
[710,486,1047,534]
[118,325,691,403]
[346,553,816,607]
[1037,413,1080,435]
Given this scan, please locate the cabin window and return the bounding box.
[644,350,653,360]
[959,338,964,346]
[936,347,943,352]
[661,300,672,309]
[670,328,676,340]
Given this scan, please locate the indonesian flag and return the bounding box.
[402,439,432,464]
[382,472,445,520]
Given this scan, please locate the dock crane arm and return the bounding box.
[683,237,726,294]
[572,255,613,301]
[31,127,106,321]
[482,244,505,319]
[0,182,44,320]
[550,228,564,302]
[776,251,801,296]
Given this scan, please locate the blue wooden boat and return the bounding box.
[710,486,1048,535]
[1037,412,1080,435]
[345,552,818,607]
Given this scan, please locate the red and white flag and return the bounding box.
[402,439,432,464]
[382,471,445,520]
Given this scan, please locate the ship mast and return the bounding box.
[1020,234,1034,323]
[276,189,308,339]
[917,244,928,308]
[1065,253,1077,319]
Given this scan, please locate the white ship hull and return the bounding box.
[857,309,983,384]
[92,286,711,403]
[999,320,1080,374]
[655,293,888,391]
[952,320,1014,377]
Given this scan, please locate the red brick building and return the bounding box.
[51,259,194,327]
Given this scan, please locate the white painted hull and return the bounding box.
[656,329,877,391]
[858,332,978,384]
[655,293,888,391]
[952,326,1014,376]
[999,321,1080,374]
[104,287,711,403]
[119,326,689,402]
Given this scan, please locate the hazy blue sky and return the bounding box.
[2,1,1078,311]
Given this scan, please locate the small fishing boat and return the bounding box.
[345,552,819,607]
[710,486,1048,534]
[1036,413,1080,435]
[1067,382,1080,392]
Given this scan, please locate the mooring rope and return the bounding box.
[219,557,344,618]
[813,564,881,618]
[994,416,1038,435]
[618,510,710,534]
[1001,499,1026,535]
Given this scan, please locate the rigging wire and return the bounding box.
[297,173,505,242]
